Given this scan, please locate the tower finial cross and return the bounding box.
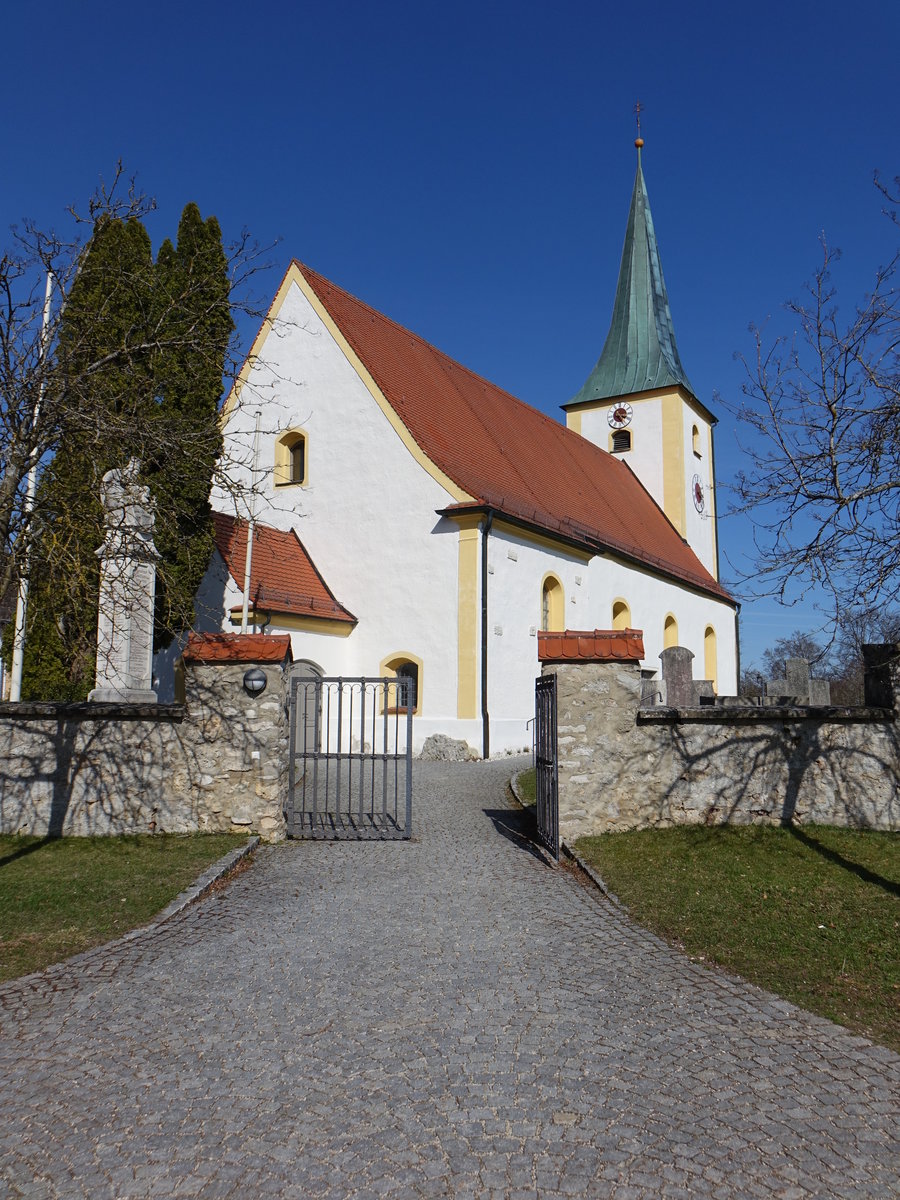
[634,100,643,138]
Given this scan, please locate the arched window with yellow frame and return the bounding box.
[274,428,308,487]
[612,598,631,630]
[692,424,701,457]
[664,614,678,648]
[704,625,718,693]
[380,652,423,714]
[541,574,565,632]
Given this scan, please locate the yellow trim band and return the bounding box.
[661,391,685,536]
[228,611,355,637]
[456,522,480,718]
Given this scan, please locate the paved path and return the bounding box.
[0,761,897,1199]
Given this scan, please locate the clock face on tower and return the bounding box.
[607,402,633,429]
[692,474,705,513]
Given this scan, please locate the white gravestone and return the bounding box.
[89,459,160,703]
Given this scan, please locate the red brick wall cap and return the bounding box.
[183,633,293,665]
[538,628,645,663]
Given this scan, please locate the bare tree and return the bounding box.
[0,165,272,614]
[727,176,899,623]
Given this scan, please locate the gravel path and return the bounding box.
[0,759,897,1199]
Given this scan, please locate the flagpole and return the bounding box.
[240,411,262,635]
[9,272,54,701]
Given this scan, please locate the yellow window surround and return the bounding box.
[704,625,718,693]
[541,574,565,632]
[274,427,308,487]
[612,599,631,630]
[380,652,423,715]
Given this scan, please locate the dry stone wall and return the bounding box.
[550,653,899,843]
[0,657,290,841]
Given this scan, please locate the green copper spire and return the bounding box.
[570,144,695,406]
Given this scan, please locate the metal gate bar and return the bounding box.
[534,673,559,860]
[287,676,413,839]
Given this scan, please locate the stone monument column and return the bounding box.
[89,458,160,703]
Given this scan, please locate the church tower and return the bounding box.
[563,138,719,580]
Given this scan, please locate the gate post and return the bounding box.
[180,633,293,841]
[537,629,646,850]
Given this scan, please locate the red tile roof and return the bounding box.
[296,262,732,604]
[538,629,646,664]
[212,512,356,624]
[183,633,293,665]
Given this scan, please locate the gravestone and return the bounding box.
[658,646,695,707]
[862,643,900,708]
[89,459,160,703]
[765,658,831,706]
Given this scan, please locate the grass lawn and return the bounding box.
[0,833,249,984]
[514,766,536,805]
[574,823,900,1051]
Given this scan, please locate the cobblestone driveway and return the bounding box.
[1,760,897,1199]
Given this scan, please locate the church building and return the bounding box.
[205,145,738,755]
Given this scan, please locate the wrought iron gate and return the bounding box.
[534,674,559,860]
[287,676,413,839]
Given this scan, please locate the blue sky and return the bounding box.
[3,0,897,667]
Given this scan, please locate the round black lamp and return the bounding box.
[243,667,267,696]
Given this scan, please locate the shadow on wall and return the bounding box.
[637,713,900,829]
[549,645,900,838]
[0,638,292,840]
[0,705,192,838]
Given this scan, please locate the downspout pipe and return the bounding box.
[734,601,742,694]
[481,508,494,759]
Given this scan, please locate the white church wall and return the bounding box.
[577,399,666,511]
[584,555,737,694]
[575,393,721,581]
[485,527,588,751]
[681,407,717,576]
[216,280,464,745]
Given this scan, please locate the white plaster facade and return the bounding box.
[205,267,737,757]
[572,388,719,579]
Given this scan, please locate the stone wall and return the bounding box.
[548,649,899,842]
[0,647,290,841]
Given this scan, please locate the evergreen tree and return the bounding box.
[149,204,232,646]
[16,205,231,700]
[20,216,155,700]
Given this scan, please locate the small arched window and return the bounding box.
[541,575,564,631]
[612,599,631,630]
[704,625,718,693]
[275,429,308,486]
[611,429,632,454]
[664,614,678,648]
[395,662,418,710]
[381,653,423,714]
[692,425,701,457]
